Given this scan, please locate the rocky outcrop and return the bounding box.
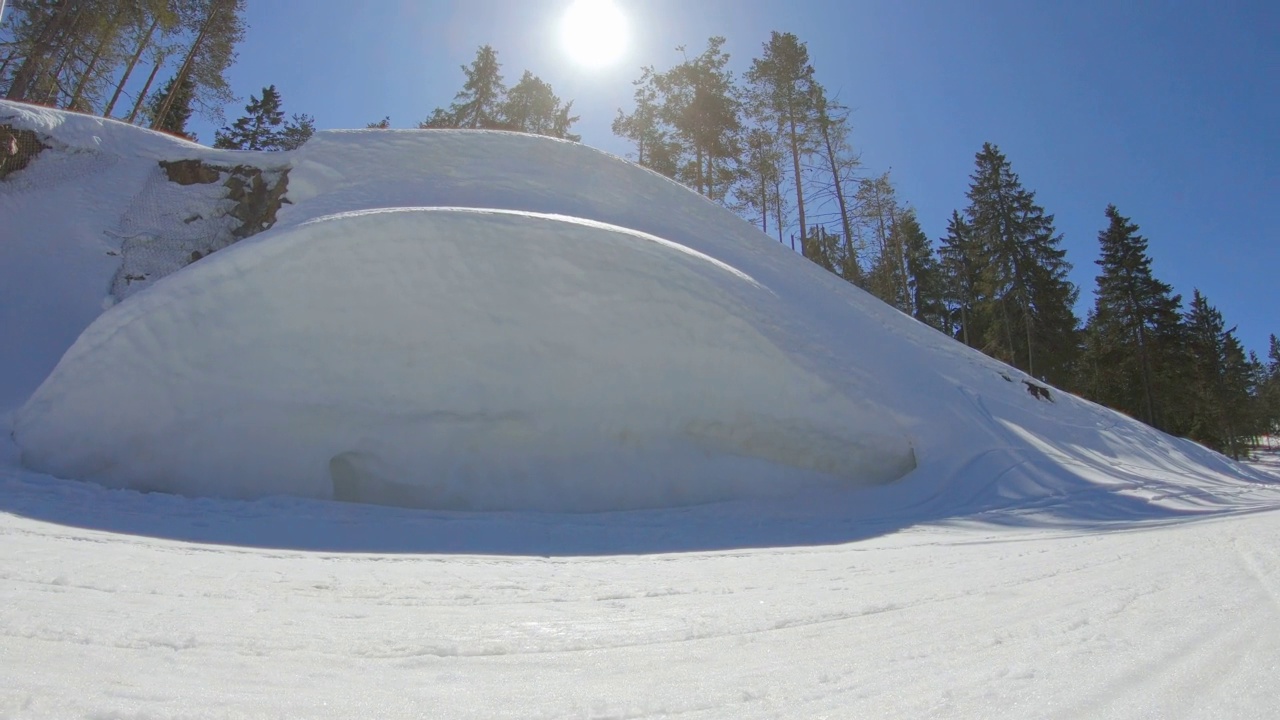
[108,160,291,301]
[224,165,290,238]
[0,124,49,180]
[159,158,221,185]
[159,159,290,241]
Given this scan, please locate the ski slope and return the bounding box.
[2,100,1279,717]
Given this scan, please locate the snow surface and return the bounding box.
[3,101,1280,717]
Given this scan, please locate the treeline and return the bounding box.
[363,45,581,141]
[0,0,318,149]
[608,32,1280,458]
[1,0,241,136]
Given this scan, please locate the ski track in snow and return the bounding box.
[2,473,1279,719]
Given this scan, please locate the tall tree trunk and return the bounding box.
[1025,309,1035,378]
[759,169,768,234]
[70,19,120,110]
[104,16,160,118]
[0,49,15,80]
[6,0,77,100]
[41,36,80,105]
[1135,320,1156,426]
[818,113,857,283]
[786,109,806,256]
[153,1,221,129]
[889,204,911,311]
[127,57,164,123]
[773,182,784,244]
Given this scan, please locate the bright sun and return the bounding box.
[560,0,629,68]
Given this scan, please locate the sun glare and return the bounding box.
[560,0,628,68]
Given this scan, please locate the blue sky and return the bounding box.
[193,0,1277,355]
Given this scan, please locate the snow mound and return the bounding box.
[4,102,1268,519]
[14,207,916,512]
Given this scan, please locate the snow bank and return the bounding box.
[14,208,915,511]
[0,101,277,409]
[4,102,1268,517]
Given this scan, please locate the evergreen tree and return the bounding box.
[745,31,816,254]
[1262,335,1280,438]
[612,66,681,178]
[734,125,793,246]
[213,84,284,150]
[500,70,580,140]
[938,211,981,346]
[1079,205,1185,429]
[3,0,177,112]
[860,173,908,310]
[421,47,579,141]
[102,0,179,118]
[961,143,1079,385]
[899,210,948,331]
[145,74,195,140]
[278,112,315,150]
[366,116,391,129]
[1183,290,1253,458]
[802,225,841,273]
[150,0,245,127]
[657,37,742,201]
[422,44,505,130]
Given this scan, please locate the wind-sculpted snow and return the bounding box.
[3,102,1271,518]
[14,208,916,511]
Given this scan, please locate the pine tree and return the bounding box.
[809,84,862,284]
[4,0,88,102]
[102,0,177,118]
[366,116,391,129]
[938,210,981,346]
[1262,335,1280,439]
[2,0,177,112]
[860,174,910,310]
[500,70,580,140]
[657,37,742,201]
[422,45,505,130]
[746,31,816,254]
[899,210,948,331]
[1183,290,1253,458]
[278,113,315,150]
[1080,205,1185,429]
[612,66,681,178]
[802,225,841,273]
[213,85,285,150]
[150,0,245,127]
[737,126,787,240]
[962,143,1079,385]
[145,74,195,140]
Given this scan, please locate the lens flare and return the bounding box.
[560,0,628,68]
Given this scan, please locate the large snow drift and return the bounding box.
[14,207,914,511]
[2,100,1269,515]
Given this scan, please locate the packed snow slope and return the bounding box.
[1,99,1272,516]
